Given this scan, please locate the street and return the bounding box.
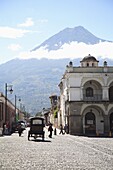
[0,128,113,170]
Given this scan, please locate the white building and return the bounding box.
[59,54,113,136]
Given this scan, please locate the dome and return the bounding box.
[80,54,99,62]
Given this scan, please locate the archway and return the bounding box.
[82,80,102,101]
[85,112,96,135]
[110,113,113,132]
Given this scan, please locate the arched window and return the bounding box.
[86,87,93,97]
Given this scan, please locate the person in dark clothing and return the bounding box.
[64,124,68,134]
[18,123,23,137]
[2,123,5,135]
[48,124,53,138]
[59,124,64,135]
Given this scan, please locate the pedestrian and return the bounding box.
[18,123,23,137]
[48,123,53,138]
[4,124,8,135]
[54,128,57,135]
[2,123,5,135]
[59,124,64,135]
[64,124,68,134]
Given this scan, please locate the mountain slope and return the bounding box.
[32,26,110,51]
[0,58,71,114]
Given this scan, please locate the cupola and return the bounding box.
[80,54,99,67]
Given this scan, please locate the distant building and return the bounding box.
[49,94,60,127]
[59,54,113,136]
[42,108,50,125]
[0,92,24,134]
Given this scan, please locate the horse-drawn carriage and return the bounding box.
[28,117,45,141]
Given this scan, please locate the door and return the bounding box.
[85,112,96,135]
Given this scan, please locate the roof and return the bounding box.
[30,117,44,120]
[80,54,99,62]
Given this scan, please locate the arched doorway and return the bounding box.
[110,113,113,133]
[85,112,96,135]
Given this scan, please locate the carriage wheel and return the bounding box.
[34,135,37,139]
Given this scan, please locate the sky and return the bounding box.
[0,0,113,64]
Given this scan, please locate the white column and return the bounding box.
[102,87,109,100]
[80,87,83,100]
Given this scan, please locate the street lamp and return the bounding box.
[5,83,13,123]
[15,95,21,121]
[18,98,21,120]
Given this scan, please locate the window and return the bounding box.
[86,87,93,97]
[32,119,42,125]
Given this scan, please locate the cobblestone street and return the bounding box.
[0,128,113,170]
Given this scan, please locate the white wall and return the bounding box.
[69,88,81,101]
[96,115,104,134]
[69,76,81,87]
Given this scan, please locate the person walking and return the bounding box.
[59,124,64,135]
[18,123,23,137]
[48,124,53,138]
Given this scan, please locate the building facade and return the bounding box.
[0,92,25,134]
[59,54,113,136]
[0,92,15,134]
[49,95,58,127]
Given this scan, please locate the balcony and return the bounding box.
[83,94,102,101]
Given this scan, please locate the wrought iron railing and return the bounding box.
[83,94,102,101]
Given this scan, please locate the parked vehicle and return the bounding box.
[11,122,18,133]
[28,117,45,141]
[11,120,26,133]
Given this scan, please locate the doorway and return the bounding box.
[85,112,96,135]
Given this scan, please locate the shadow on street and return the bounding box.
[30,139,52,142]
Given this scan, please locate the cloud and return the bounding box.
[0,26,31,38]
[17,18,34,27]
[18,41,113,61]
[8,44,22,51]
[37,19,48,23]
